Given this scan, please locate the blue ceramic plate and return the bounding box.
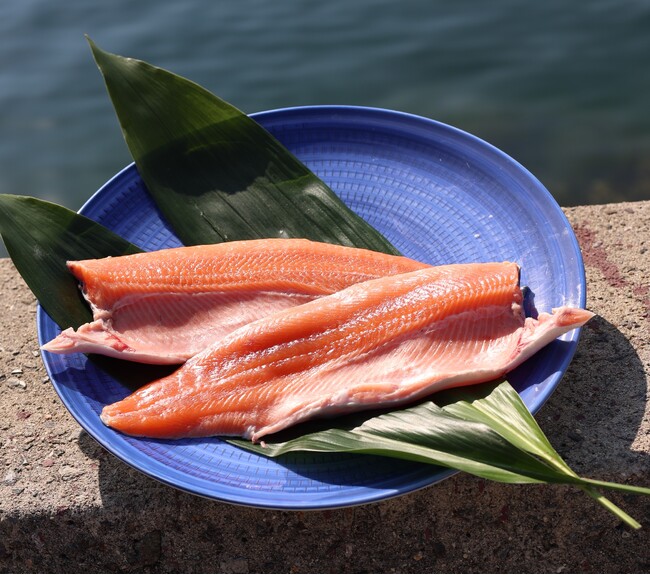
[37,106,586,509]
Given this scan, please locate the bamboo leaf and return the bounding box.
[0,194,141,329]
[87,38,398,254]
[233,380,650,528]
[231,394,583,485]
[437,380,574,474]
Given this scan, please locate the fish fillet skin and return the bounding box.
[41,239,428,364]
[100,262,594,441]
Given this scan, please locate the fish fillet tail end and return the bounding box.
[41,322,188,364]
[41,322,129,355]
[508,305,595,371]
[551,306,595,329]
[40,328,80,353]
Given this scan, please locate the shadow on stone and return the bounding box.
[540,315,648,476]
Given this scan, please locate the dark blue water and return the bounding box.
[1,0,649,223]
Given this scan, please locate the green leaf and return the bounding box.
[233,380,650,529]
[87,37,399,254]
[437,381,650,528]
[231,393,584,486]
[0,194,141,329]
[437,380,574,473]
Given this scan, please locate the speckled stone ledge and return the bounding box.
[1,201,649,573]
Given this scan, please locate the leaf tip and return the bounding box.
[85,36,121,72]
[85,35,106,64]
[84,34,98,53]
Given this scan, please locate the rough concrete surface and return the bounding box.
[1,201,649,573]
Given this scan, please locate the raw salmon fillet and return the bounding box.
[100,262,594,441]
[42,239,427,364]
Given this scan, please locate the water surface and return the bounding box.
[1,1,649,250]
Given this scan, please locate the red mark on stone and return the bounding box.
[573,223,650,320]
[573,224,627,289]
